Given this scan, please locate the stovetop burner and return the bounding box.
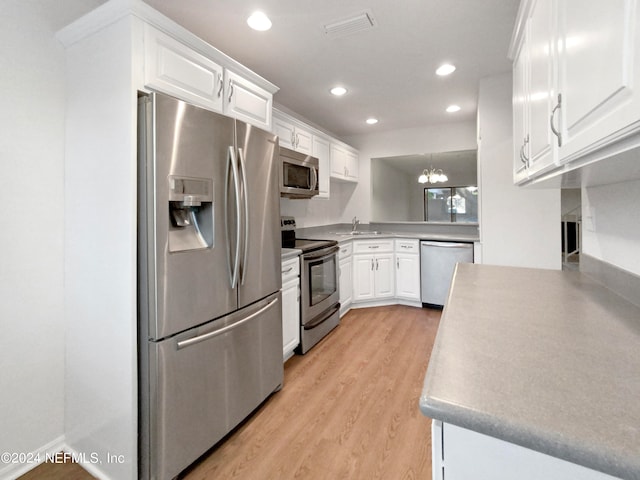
[281,216,337,253]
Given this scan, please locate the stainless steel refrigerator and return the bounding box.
[137,92,283,480]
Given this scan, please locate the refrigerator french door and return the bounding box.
[138,92,282,480]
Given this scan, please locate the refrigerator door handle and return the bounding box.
[225,146,241,288]
[176,297,279,350]
[237,147,250,285]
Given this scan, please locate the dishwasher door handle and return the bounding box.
[421,241,472,249]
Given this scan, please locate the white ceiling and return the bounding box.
[57,0,520,138]
[142,0,520,138]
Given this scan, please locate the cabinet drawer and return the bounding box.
[395,239,419,253]
[338,242,353,259]
[281,257,299,282]
[353,239,394,254]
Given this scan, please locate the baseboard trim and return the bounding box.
[580,254,640,309]
[0,435,65,480]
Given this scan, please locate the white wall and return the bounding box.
[0,2,67,477]
[343,122,478,224]
[477,73,561,270]
[582,178,640,275]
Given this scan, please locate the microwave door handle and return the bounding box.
[310,166,318,191]
[238,147,250,285]
[225,146,241,288]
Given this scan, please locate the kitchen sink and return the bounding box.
[333,231,384,236]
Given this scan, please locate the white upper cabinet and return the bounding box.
[144,24,224,113]
[510,0,640,187]
[557,0,635,162]
[330,142,359,182]
[273,113,312,154]
[143,23,276,130]
[223,69,272,130]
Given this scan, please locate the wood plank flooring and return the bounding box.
[19,305,440,480]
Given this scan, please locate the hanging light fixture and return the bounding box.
[418,166,448,184]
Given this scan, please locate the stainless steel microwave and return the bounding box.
[279,146,319,199]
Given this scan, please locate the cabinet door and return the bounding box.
[558,0,636,161]
[527,0,556,175]
[345,150,359,181]
[339,257,352,307]
[281,277,299,359]
[374,254,394,298]
[293,127,313,155]
[513,37,530,184]
[395,254,420,300]
[312,135,331,198]
[274,118,295,149]
[224,69,272,130]
[144,24,224,112]
[352,255,375,301]
[330,143,347,179]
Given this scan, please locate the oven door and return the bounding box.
[300,245,340,325]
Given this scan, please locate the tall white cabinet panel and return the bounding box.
[513,37,530,183]
[281,257,300,361]
[223,69,272,130]
[557,0,635,161]
[338,242,353,315]
[353,255,376,301]
[144,24,224,112]
[312,135,330,198]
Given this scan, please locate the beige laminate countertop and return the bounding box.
[420,263,640,480]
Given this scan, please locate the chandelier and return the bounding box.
[418,166,448,184]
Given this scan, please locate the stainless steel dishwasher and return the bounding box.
[420,241,474,308]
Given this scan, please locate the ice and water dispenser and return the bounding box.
[167,176,214,252]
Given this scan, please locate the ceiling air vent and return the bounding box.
[323,10,377,38]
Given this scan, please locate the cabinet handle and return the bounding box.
[291,131,296,147]
[295,133,300,148]
[396,258,399,269]
[521,135,530,168]
[368,245,379,249]
[371,259,374,271]
[282,266,293,274]
[228,79,234,103]
[376,259,379,270]
[550,93,562,147]
[216,73,223,98]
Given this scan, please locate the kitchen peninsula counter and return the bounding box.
[420,263,640,479]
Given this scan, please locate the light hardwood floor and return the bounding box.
[20,305,440,480]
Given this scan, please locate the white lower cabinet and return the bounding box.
[394,239,421,301]
[352,240,394,303]
[432,421,618,480]
[338,243,353,315]
[281,257,300,361]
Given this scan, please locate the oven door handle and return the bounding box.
[303,303,340,330]
[302,245,339,262]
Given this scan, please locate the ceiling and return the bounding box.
[57,0,520,138]
[143,0,520,138]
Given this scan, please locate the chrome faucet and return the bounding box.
[351,216,360,232]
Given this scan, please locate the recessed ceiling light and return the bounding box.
[330,86,347,96]
[446,105,461,113]
[436,64,456,76]
[366,118,378,125]
[247,11,272,31]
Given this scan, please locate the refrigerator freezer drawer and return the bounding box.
[142,292,283,480]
